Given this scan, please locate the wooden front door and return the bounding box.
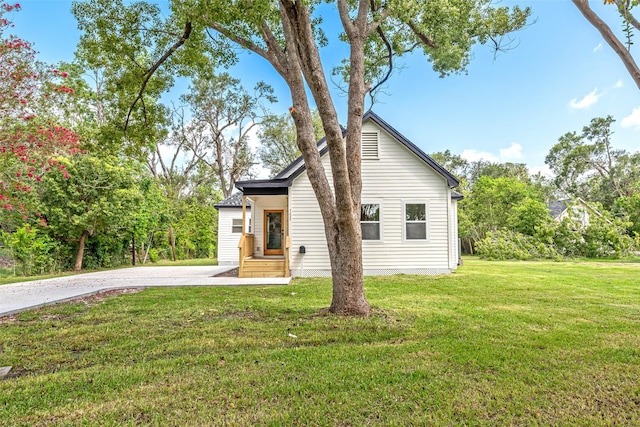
[264,210,284,256]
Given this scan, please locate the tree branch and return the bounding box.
[614,0,640,32]
[573,0,640,89]
[368,0,394,99]
[125,21,193,131]
[406,20,438,49]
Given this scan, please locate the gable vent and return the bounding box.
[362,131,379,159]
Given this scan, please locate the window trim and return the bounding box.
[361,200,383,242]
[403,200,428,242]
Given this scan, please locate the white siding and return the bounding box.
[289,120,454,277]
[217,208,251,265]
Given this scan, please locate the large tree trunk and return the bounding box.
[74,230,88,271]
[279,0,370,315]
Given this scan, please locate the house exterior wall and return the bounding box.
[217,208,251,265]
[289,120,454,277]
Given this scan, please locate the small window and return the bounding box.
[232,218,243,233]
[405,203,427,240]
[361,203,381,240]
[361,131,379,159]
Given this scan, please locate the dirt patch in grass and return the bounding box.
[214,267,238,278]
[0,288,143,323]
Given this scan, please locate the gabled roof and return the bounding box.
[236,111,459,194]
[214,192,252,209]
[547,198,604,220]
[548,200,569,219]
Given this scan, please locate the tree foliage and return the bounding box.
[182,73,275,197]
[258,110,323,177]
[545,116,640,208]
[0,3,82,211]
[38,155,142,271]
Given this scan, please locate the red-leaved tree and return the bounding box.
[0,3,81,213]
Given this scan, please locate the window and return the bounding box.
[361,131,379,159]
[361,203,381,240]
[232,218,251,233]
[405,202,427,240]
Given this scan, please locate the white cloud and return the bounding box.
[613,79,624,89]
[460,149,498,163]
[529,164,553,178]
[499,143,524,160]
[621,107,640,130]
[569,88,601,109]
[593,42,603,52]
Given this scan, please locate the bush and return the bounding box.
[147,248,159,263]
[1,225,62,275]
[476,229,559,261]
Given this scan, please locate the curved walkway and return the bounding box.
[0,266,291,317]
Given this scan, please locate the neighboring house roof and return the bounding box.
[214,192,252,209]
[547,198,605,221]
[548,200,570,219]
[236,111,459,194]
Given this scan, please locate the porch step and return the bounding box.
[240,258,287,278]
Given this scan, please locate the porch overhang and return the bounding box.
[235,178,292,196]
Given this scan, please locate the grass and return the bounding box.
[1,258,639,426]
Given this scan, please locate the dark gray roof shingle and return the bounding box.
[214,192,252,209]
[548,200,569,218]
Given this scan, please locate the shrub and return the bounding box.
[476,229,559,261]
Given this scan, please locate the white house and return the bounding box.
[214,193,251,265]
[216,111,462,277]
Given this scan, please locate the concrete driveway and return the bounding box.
[0,266,291,317]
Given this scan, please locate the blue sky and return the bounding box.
[9,0,640,176]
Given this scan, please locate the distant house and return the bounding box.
[548,198,602,227]
[216,111,462,278]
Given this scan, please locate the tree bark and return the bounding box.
[74,230,88,271]
[132,233,136,266]
[169,225,176,261]
[572,0,640,89]
[279,0,370,315]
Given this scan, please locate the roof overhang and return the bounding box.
[235,178,291,196]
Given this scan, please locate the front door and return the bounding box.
[264,210,284,256]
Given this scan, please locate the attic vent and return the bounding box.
[362,131,379,159]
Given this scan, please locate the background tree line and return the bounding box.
[0,3,310,276]
[433,115,640,260]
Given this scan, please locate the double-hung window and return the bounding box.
[232,218,251,233]
[361,203,381,241]
[231,218,243,233]
[404,202,427,240]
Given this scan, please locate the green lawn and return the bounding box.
[1,259,639,426]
